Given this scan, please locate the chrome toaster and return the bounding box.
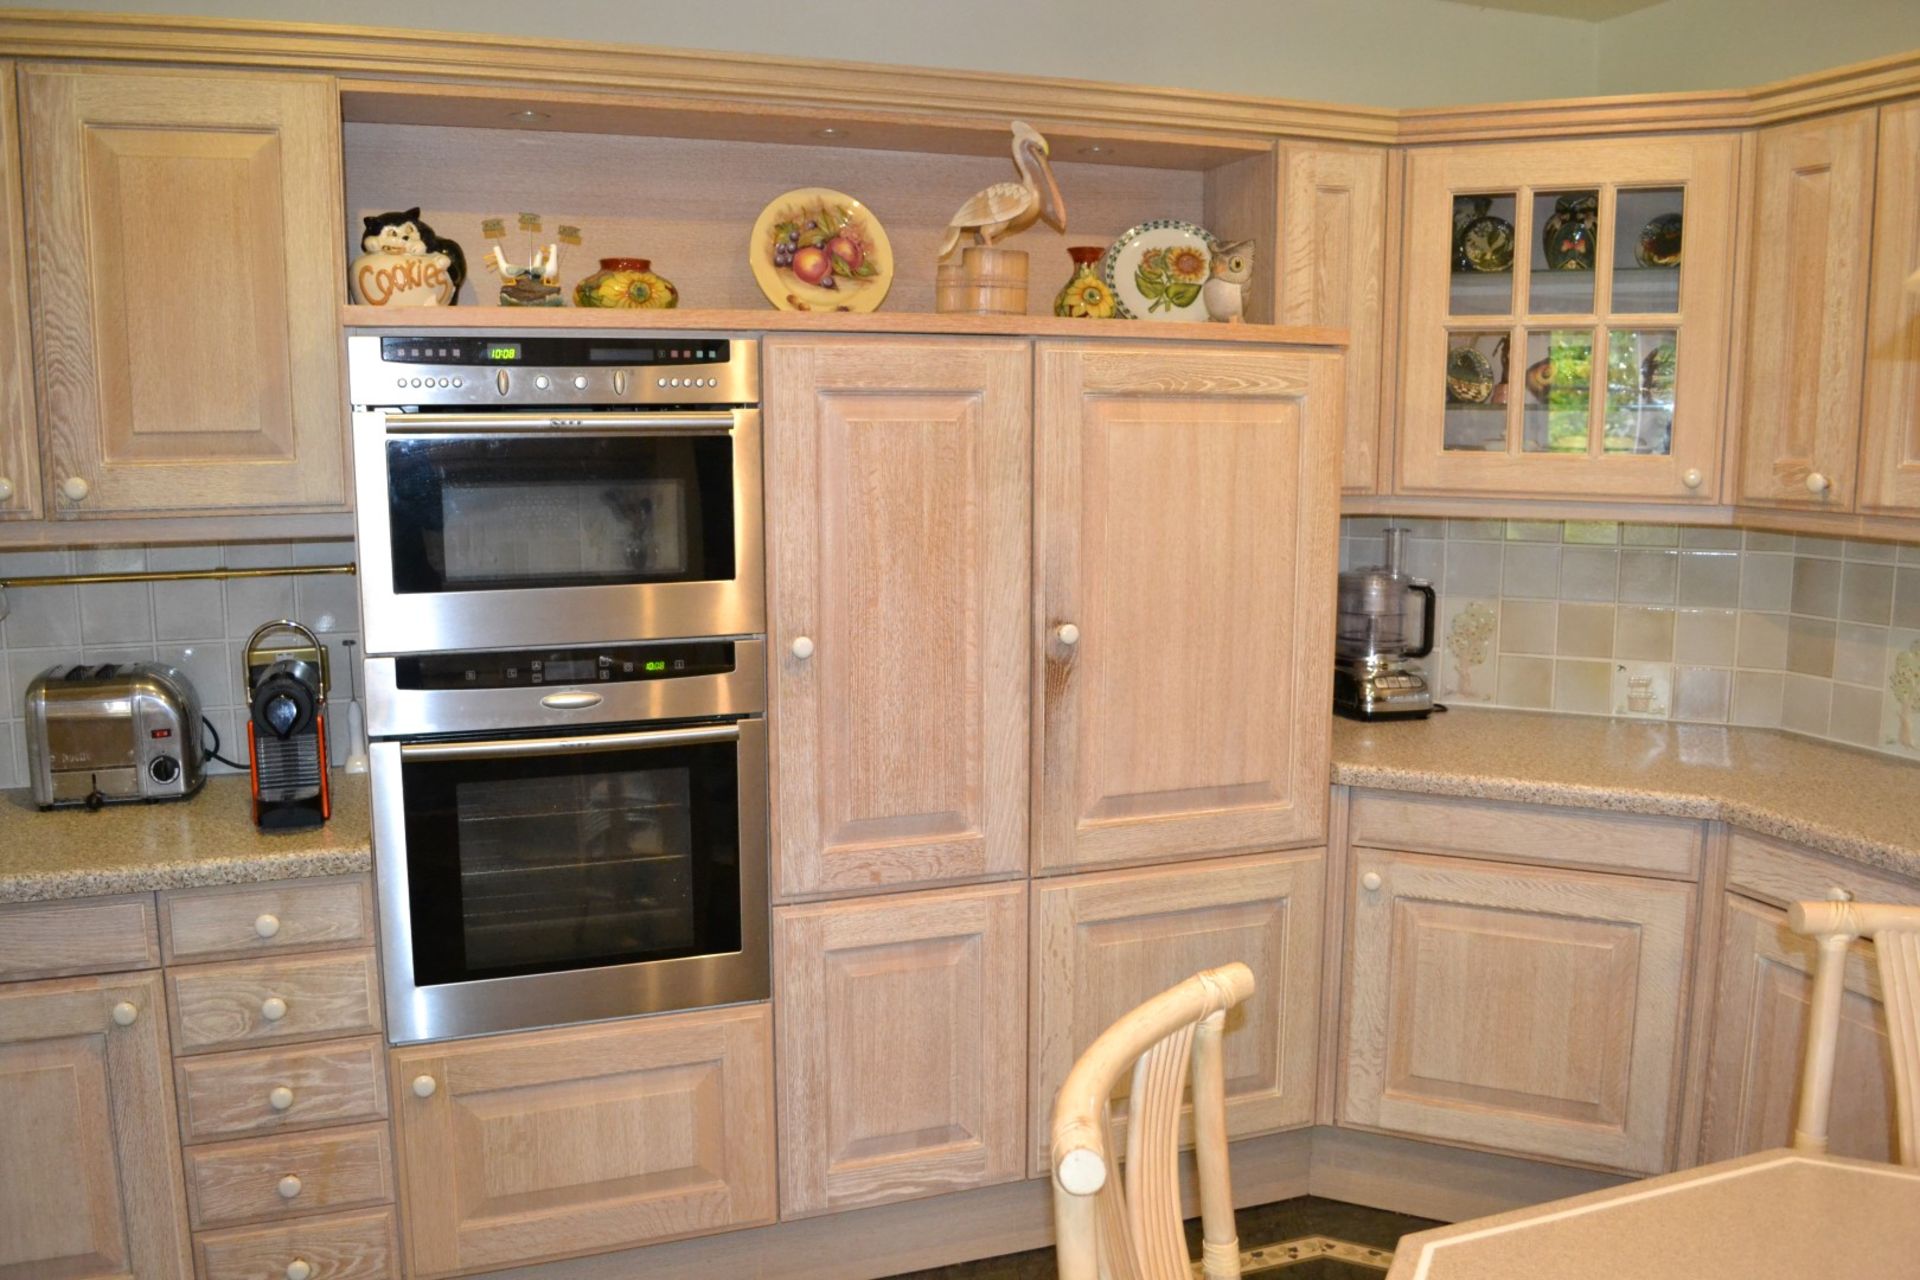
[25,662,206,809]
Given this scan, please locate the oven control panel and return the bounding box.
[395,641,736,690]
[346,334,759,408]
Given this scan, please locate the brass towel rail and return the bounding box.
[0,563,356,589]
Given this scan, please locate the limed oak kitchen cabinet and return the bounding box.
[766,338,1031,899]
[0,62,39,520]
[1858,97,1920,517]
[20,65,347,517]
[1033,342,1340,873]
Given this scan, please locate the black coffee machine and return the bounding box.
[244,621,331,831]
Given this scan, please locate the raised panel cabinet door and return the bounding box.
[0,62,41,519]
[1858,99,1920,516]
[766,338,1031,897]
[21,65,347,517]
[1277,142,1390,494]
[1699,895,1900,1164]
[1034,343,1340,873]
[1340,848,1694,1174]
[1735,108,1878,510]
[1029,850,1325,1173]
[390,1004,775,1278]
[0,971,192,1280]
[774,881,1026,1217]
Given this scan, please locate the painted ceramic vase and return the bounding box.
[1053,246,1117,319]
[1636,212,1684,267]
[1542,194,1599,270]
[574,258,680,309]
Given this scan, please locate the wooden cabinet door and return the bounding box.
[1340,848,1693,1174]
[774,881,1026,1217]
[1735,108,1878,510]
[21,65,346,517]
[1276,142,1390,494]
[1030,850,1324,1173]
[390,1005,775,1278]
[1859,99,1920,516]
[0,972,192,1280]
[1034,343,1339,873]
[1700,895,1900,1164]
[0,62,40,520]
[766,338,1030,898]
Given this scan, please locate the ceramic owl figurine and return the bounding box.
[1202,239,1255,324]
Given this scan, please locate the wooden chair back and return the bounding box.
[1049,962,1256,1280]
[1787,899,1920,1166]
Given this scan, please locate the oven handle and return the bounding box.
[398,723,739,762]
[384,411,739,434]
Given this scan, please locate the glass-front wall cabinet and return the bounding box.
[1397,136,1738,500]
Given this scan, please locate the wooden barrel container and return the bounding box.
[936,247,1029,315]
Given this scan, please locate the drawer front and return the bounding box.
[177,1036,389,1143]
[1349,790,1703,879]
[161,876,373,964]
[170,950,382,1054]
[186,1122,394,1230]
[1725,830,1920,909]
[195,1207,400,1280]
[0,893,159,980]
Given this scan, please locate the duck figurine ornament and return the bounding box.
[938,121,1067,258]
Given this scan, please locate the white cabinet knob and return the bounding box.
[412,1074,438,1099]
[0,476,12,502]
[1681,468,1703,490]
[60,476,89,502]
[285,1260,312,1280]
[268,1086,294,1112]
[260,995,288,1022]
[790,636,815,660]
[254,913,281,939]
[1055,623,1080,647]
[1806,471,1830,495]
[111,1001,138,1027]
[276,1174,302,1200]
[1360,871,1384,892]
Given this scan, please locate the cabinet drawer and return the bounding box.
[195,1207,400,1280]
[1725,830,1920,909]
[169,950,381,1054]
[0,893,159,980]
[160,876,373,964]
[177,1036,388,1143]
[1349,790,1702,879]
[185,1122,394,1230]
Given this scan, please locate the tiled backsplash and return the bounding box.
[1341,517,1920,762]
[0,541,361,790]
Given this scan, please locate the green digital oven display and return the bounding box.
[643,660,667,673]
[486,344,521,362]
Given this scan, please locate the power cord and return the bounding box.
[201,714,249,771]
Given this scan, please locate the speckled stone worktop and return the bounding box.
[0,772,371,903]
[1332,707,1920,880]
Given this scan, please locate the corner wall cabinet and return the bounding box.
[1033,342,1341,873]
[1396,135,1738,503]
[1858,98,1920,517]
[0,61,39,520]
[20,64,348,517]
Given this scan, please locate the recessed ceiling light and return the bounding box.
[1079,143,1114,156]
[814,127,847,139]
[508,109,550,123]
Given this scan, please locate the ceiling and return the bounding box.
[1431,0,1666,19]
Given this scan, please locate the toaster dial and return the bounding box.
[149,755,180,785]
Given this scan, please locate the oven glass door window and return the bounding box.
[400,737,742,986]
[384,434,736,594]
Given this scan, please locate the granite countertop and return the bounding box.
[0,772,372,904]
[1332,707,1920,880]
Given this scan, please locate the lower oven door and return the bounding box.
[371,717,767,1043]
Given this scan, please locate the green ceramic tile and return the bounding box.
[1563,520,1620,545]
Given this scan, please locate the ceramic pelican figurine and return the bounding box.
[937,120,1067,258]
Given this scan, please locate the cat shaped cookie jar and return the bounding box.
[350,208,467,307]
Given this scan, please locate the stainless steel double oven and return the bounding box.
[349,333,767,1043]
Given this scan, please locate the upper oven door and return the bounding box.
[353,407,764,653]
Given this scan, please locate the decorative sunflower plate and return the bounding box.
[1099,220,1219,322]
[749,187,894,312]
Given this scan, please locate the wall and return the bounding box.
[1341,518,1920,761]
[1596,0,1920,95]
[0,540,361,790]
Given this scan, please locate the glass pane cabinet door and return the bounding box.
[1400,137,1737,500]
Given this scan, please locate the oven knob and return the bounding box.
[148,755,180,785]
[614,370,629,395]
[658,377,667,387]
[573,375,589,390]
[496,369,510,396]
[534,375,551,391]
[452,377,463,388]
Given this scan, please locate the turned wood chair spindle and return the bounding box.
[1049,962,1256,1280]
[1787,899,1920,1166]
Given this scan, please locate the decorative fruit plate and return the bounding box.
[750,187,894,312]
[1099,220,1219,322]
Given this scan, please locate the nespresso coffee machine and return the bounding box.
[244,620,331,831]
[1334,528,1437,721]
